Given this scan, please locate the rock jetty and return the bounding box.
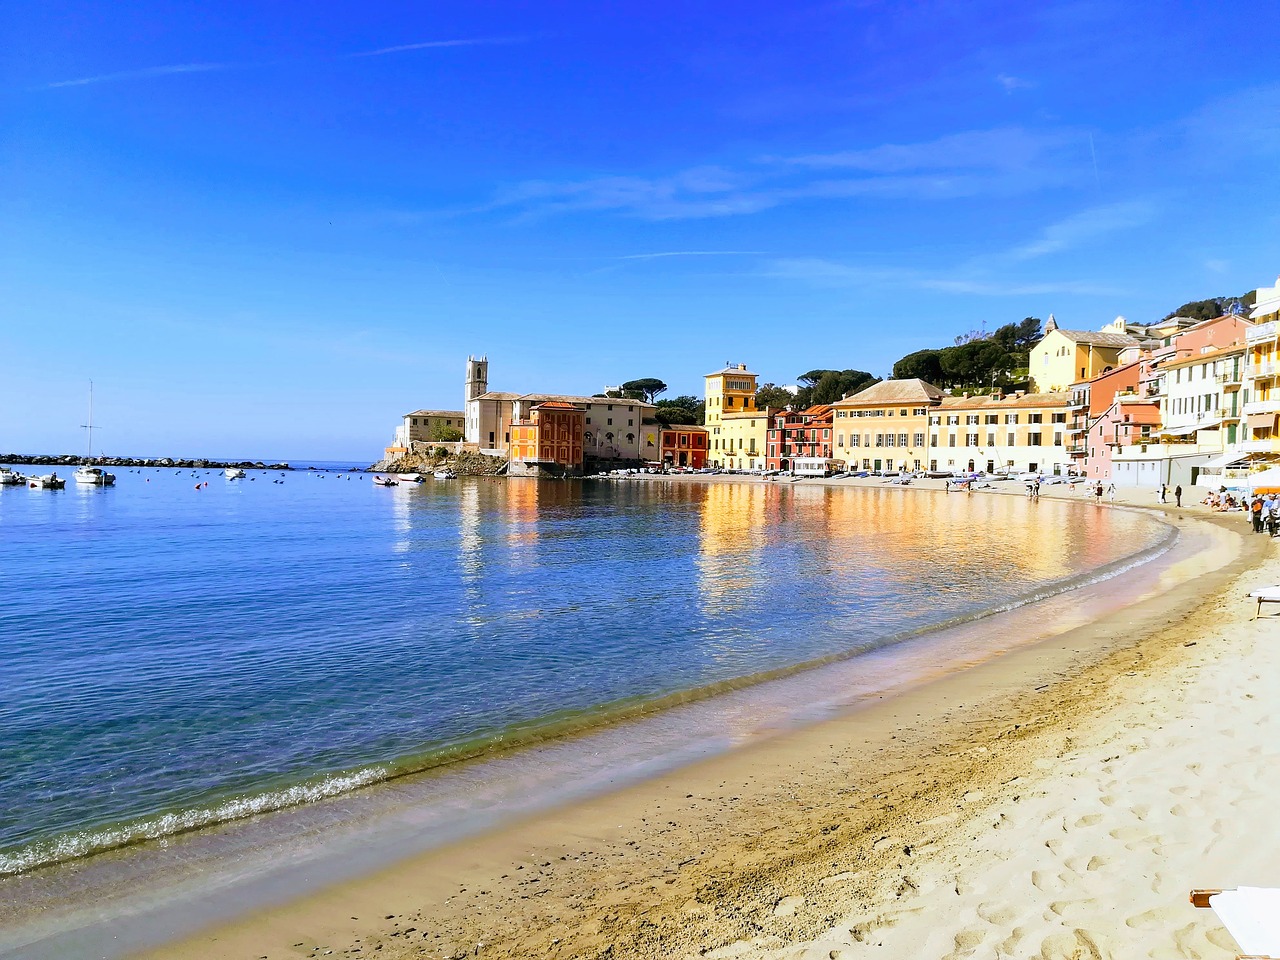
[0,454,292,470]
[369,449,505,476]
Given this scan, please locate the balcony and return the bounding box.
[1243,399,1280,416]
[1243,438,1280,454]
[1116,391,1155,404]
[1246,320,1279,345]
[1249,361,1279,379]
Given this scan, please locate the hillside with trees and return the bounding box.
[1162,290,1255,322]
[891,317,1041,391]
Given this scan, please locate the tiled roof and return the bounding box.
[519,393,655,408]
[832,379,943,407]
[1048,329,1139,348]
[940,392,1071,410]
[704,365,758,377]
[531,400,583,411]
[403,409,465,418]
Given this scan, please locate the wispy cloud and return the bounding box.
[44,36,531,89]
[1008,200,1157,261]
[996,73,1033,93]
[345,36,531,58]
[45,62,237,89]
[489,126,1089,221]
[616,250,764,260]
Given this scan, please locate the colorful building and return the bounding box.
[830,379,941,473]
[704,363,774,470]
[507,401,586,477]
[658,425,709,468]
[1029,316,1140,393]
[930,392,1072,475]
[766,405,833,471]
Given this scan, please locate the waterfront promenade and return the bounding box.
[138,484,1276,960]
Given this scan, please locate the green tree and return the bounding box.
[621,378,668,404]
[938,341,1012,388]
[892,349,945,384]
[755,383,795,409]
[654,395,704,425]
[794,369,878,407]
[428,423,464,442]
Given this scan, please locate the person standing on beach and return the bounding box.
[1174,484,1182,507]
[1252,496,1265,533]
[1159,483,1167,503]
[1107,482,1116,502]
[1094,481,1103,502]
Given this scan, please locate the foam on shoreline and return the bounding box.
[0,494,1245,960]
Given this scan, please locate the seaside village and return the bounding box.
[382,276,1280,492]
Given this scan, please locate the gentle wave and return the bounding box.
[0,511,1177,878]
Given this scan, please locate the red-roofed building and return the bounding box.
[658,425,709,468]
[766,405,834,471]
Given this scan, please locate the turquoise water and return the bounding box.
[0,470,1168,877]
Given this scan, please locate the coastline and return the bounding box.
[124,494,1265,960]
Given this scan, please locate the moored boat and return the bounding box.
[225,468,246,480]
[432,469,457,480]
[0,468,26,486]
[29,472,66,490]
[396,473,425,483]
[74,465,116,486]
[372,475,399,486]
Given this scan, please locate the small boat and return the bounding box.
[29,472,66,490]
[372,475,399,486]
[0,468,26,486]
[225,468,246,480]
[396,473,425,483]
[432,469,457,480]
[74,465,116,486]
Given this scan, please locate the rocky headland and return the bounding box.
[1,454,293,470]
[369,449,506,476]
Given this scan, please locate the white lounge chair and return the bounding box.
[1249,588,1280,618]
[1190,887,1280,958]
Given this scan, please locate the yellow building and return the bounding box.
[1029,316,1139,392]
[830,379,942,473]
[704,363,773,470]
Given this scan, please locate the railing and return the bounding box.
[1217,371,1242,384]
[1249,361,1279,378]
[1246,320,1279,344]
[1242,439,1279,453]
[1243,399,1280,416]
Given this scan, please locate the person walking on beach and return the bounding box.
[1159,483,1168,503]
[1094,481,1104,502]
[1107,482,1116,502]
[1252,496,1265,533]
[1174,484,1182,507]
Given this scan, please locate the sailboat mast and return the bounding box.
[82,380,94,460]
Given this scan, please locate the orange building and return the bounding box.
[659,425,709,468]
[507,401,586,476]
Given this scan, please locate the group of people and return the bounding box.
[1157,483,1184,507]
[1201,490,1241,512]
[1246,493,1280,535]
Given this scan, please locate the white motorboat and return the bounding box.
[225,468,246,480]
[0,468,26,486]
[396,473,425,483]
[74,465,116,486]
[432,469,457,480]
[372,475,399,486]
[29,472,66,490]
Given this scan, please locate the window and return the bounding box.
[947,415,960,425]
[913,432,924,446]
[930,435,938,447]
[985,414,999,425]
[1029,432,1042,446]
[966,415,979,425]
[607,418,613,425]
[836,435,844,447]
[898,433,908,446]
[1007,432,1016,446]
[912,408,927,416]
[1005,414,1018,424]
[1028,413,1043,424]
[885,434,896,447]
[948,435,956,447]
[876,433,885,446]
[851,435,860,447]
[628,418,633,426]
[607,404,613,410]
[585,417,591,424]
[1054,432,1063,445]
[627,433,634,444]
[1052,413,1066,423]
[987,433,996,446]
[900,408,908,416]
[967,433,979,446]
[930,416,941,425]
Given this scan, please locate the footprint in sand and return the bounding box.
[998,926,1027,954]
[1073,813,1104,828]
[1122,905,1188,933]
[1031,869,1069,894]
[1038,928,1109,959]
[772,895,805,917]
[976,902,1018,925]
[944,926,987,958]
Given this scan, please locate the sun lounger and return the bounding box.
[1249,588,1280,618]
[1190,887,1280,958]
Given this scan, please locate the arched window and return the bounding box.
[626,433,635,444]
[605,432,614,443]
[584,431,593,443]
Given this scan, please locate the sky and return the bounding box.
[4,1,1280,460]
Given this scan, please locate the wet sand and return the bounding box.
[134,492,1272,960]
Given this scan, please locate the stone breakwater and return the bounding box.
[1,454,293,470]
[369,449,506,476]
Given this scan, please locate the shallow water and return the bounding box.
[0,471,1166,880]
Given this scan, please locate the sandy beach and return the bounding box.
[128,484,1280,960]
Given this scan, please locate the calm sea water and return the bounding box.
[0,469,1168,878]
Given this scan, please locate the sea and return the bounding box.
[0,467,1177,956]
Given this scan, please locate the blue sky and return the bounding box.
[4,2,1280,460]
